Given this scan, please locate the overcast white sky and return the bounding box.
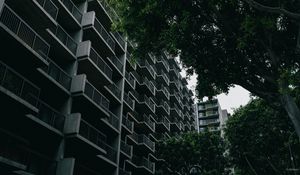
[180,70,251,114]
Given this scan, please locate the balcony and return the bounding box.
[104,83,122,103]
[170,103,181,118]
[136,59,155,80]
[169,78,180,91]
[119,168,132,175]
[147,53,156,64]
[154,116,170,132]
[155,55,169,72]
[101,111,119,133]
[0,4,49,68]
[128,112,155,133]
[54,0,82,30]
[38,59,72,95]
[71,77,110,117]
[156,85,170,101]
[169,117,180,132]
[65,117,107,155]
[135,95,155,114]
[129,156,154,174]
[47,25,77,61]
[156,70,169,86]
[123,92,135,110]
[27,100,65,133]
[126,52,137,71]
[0,61,40,113]
[125,71,135,89]
[199,118,220,127]
[106,54,123,75]
[122,115,134,133]
[111,31,126,51]
[127,133,155,152]
[185,123,191,131]
[150,132,170,142]
[77,43,113,86]
[82,11,115,55]
[156,100,170,116]
[170,90,180,105]
[101,143,118,165]
[169,64,180,78]
[120,140,132,158]
[200,111,219,119]
[135,74,155,96]
[88,0,119,24]
[7,0,59,30]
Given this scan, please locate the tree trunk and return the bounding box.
[280,94,300,139]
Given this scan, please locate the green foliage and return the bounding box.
[225,99,300,174]
[156,132,228,175]
[111,0,300,104]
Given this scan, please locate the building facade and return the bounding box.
[195,99,228,132]
[0,0,196,175]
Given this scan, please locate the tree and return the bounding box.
[110,0,300,138]
[156,132,228,175]
[225,98,300,175]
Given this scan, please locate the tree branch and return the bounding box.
[244,155,259,175]
[244,0,300,20]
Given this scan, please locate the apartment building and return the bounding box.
[195,99,228,132]
[0,0,196,175]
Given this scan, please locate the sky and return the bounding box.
[180,69,251,114]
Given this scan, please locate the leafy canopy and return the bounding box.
[110,0,300,102]
[225,98,300,175]
[156,132,228,175]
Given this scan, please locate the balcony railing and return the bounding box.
[107,83,122,99]
[140,95,155,112]
[162,101,170,113]
[141,114,155,130]
[123,92,134,109]
[109,55,123,72]
[0,143,29,167]
[158,70,169,84]
[0,61,40,107]
[90,47,113,80]
[122,115,133,131]
[112,32,125,50]
[103,111,119,130]
[120,140,132,156]
[156,117,170,128]
[50,25,77,55]
[79,119,106,149]
[138,59,155,78]
[119,168,131,175]
[125,71,135,87]
[104,143,117,163]
[97,0,120,22]
[37,100,65,131]
[156,55,169,70]
[36,0,59,20]
[138,135,155,150]
[84,81,110,111]
[60,0,82,23]
[94,16,115,51]
[143,77,155,94]
[127,52,136,69]
[0,4,50,60]
[170,64,180,76]
[41,60,72,90]
[132,156,154,172]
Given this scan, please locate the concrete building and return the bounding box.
[0,0,196,174]
[195,99,228,132]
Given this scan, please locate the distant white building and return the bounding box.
[194,99,229,133]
